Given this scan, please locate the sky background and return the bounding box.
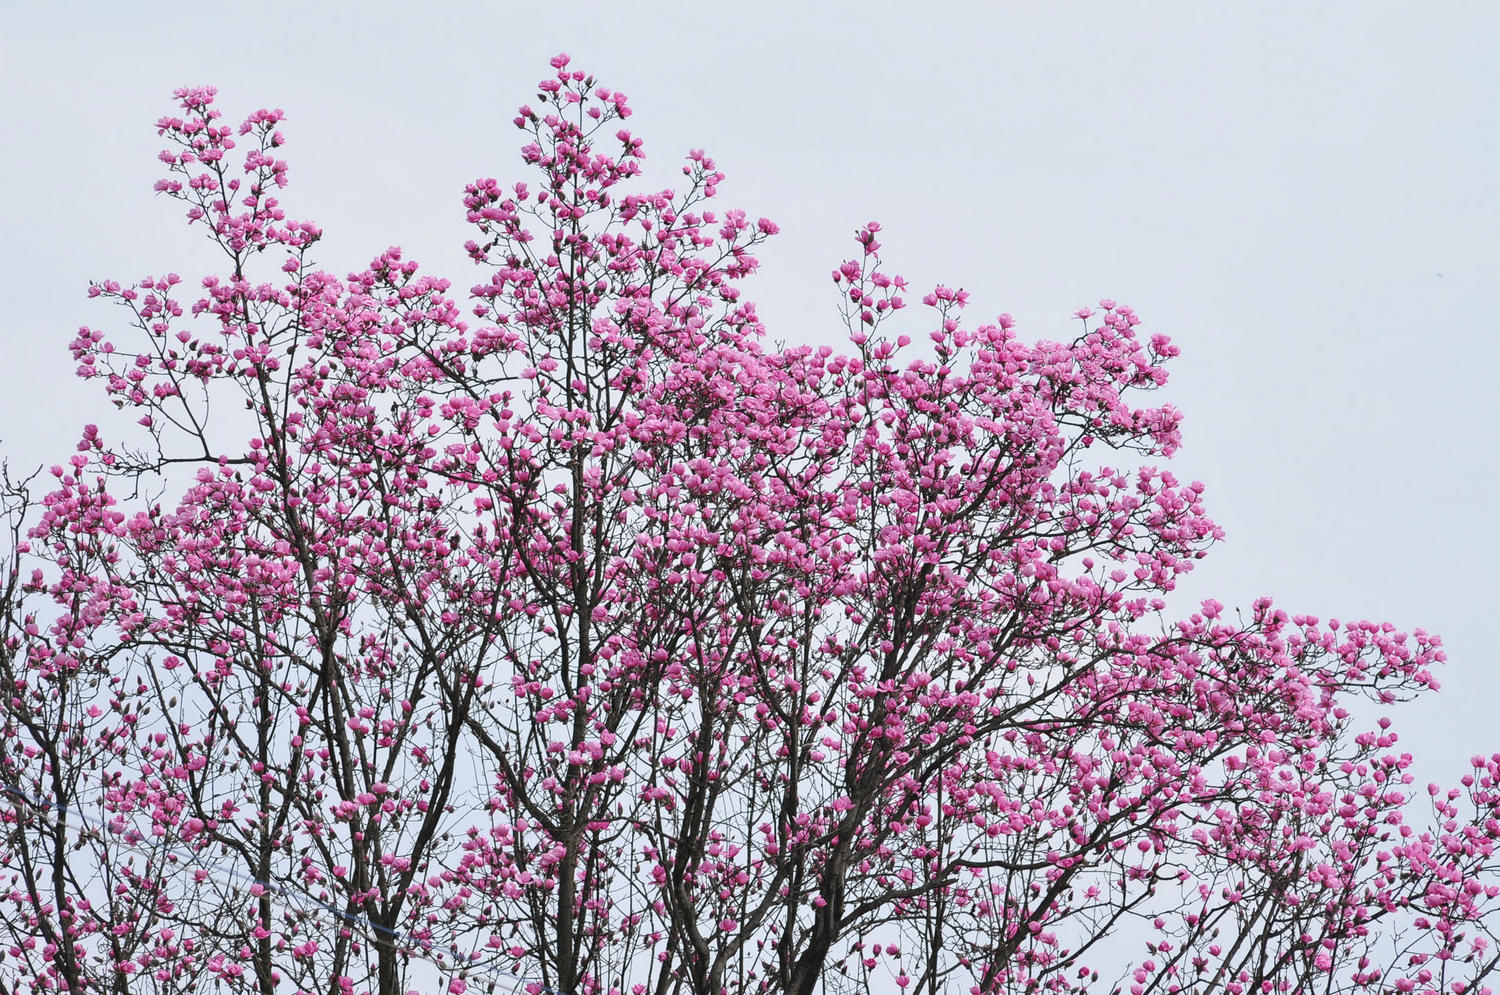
[1,0,1497,945]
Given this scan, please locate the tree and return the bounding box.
[1,54,1497,995]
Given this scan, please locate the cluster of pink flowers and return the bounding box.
[0,55,1495,995]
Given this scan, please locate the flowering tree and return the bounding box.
[1,55,1498,995]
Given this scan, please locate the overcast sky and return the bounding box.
[2,0,1496,829]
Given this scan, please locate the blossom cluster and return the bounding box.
[0,56,1494,995]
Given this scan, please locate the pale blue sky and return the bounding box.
[2,1,1496,797]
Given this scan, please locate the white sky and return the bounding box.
[1,0,1496,870]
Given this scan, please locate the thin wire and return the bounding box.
[0,782,570,995]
